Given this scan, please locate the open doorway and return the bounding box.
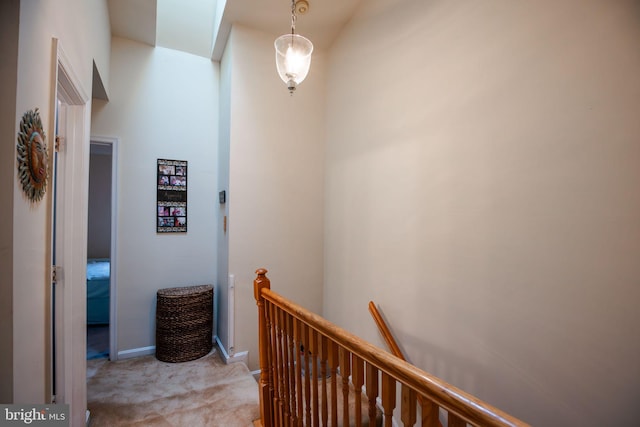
[87,137,118,360]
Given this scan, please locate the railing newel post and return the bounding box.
[255,268,273,427]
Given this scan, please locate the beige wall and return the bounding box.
[87,0,112,98]
[11,0,110,407]
[91,37,219,354]
[323,0,640,425]
[225,25,326,370]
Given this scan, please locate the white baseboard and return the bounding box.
[117,340,249,364]
[117,345,156,360]
[215,336,248,365]
[228,351,248,364]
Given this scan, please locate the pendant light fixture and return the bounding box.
[275,0,313,94]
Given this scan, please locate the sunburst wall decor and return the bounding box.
[16,108,48,203]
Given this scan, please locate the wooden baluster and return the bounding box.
[273,305,285,426]
[448,413,467,427]
[352,355,365,427]
[266,300,278,427]
[420,396,440,427]
[267,301,278,427]
[381,373,396,427]
[287,315,298,427]
[279,308,291,426]
[400,385,417,427]
[265,300,274,410]
[267,303,275,426]
[289,315,297,425]
[310,328,320,427]
[273,306,285,426]
[320,336,329,426]
[328,341,339,427]
[302,323,312,427]
[366,363,379,427]
[339,347,352,427]
[254,269,273,427]
[293,318,303,427]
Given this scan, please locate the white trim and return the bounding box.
[89,135,119,361]
[51,37,90,427]
[117,346,156,360]
[215,335,229,358]
[215,336,248,365]
[228,273,235,354]
[211,0,231,60]
[56,41,88,104]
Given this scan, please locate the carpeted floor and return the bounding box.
[87,348,260,426]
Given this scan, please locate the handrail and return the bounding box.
[368,301,404,361]
[255,269,530,427]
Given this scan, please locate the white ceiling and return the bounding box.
[107,0,362,59]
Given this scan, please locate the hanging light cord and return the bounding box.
[290,0,297,35]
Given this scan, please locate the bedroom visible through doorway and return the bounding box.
[87,140,116,360]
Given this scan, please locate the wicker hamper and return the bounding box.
[155,284,213,363]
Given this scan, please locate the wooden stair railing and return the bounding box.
[254,269,530,427]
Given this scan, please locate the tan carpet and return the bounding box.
[87,348,260,426]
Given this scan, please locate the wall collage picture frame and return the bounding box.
[157,159,187,233]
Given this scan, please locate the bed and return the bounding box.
[87,258,110,325]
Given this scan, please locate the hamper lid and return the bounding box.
[157,284,213,297]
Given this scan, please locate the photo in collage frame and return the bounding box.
[157,159,187,233]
